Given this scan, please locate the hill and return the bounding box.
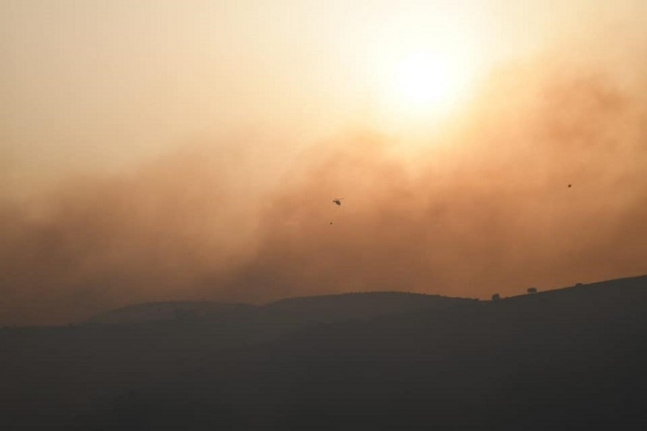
[87,301,257,324]
[1,275,646,430]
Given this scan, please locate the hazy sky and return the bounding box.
[2,0,647,324]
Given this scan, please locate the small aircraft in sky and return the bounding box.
[332,198,344,206]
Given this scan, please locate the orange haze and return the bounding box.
[3,0,647,325]
[2,45,647,324]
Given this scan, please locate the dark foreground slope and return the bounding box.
[1,277,647,430]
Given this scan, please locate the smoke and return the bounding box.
[2,49,647,325]
[0,145,260,324]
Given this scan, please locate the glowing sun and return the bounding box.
[395,55,454,107]
[380,50,474,123]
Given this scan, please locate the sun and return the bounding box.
[369,48,475,131]
[394,54,455,111]
[390,51,471,118]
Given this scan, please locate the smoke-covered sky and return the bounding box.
[2,1,647,324]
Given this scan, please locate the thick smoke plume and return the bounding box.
[2,54,647,325]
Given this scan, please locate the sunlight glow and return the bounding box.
[363,33,480,139]
[387,50,473,120]
[395,54,454,110]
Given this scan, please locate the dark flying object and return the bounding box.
[332,198,343,206]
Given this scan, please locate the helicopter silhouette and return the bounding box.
[332,198,344,206]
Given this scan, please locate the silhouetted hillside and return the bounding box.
[266,291,475,321]
[87,301,257,324]
[1,275,646,430]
